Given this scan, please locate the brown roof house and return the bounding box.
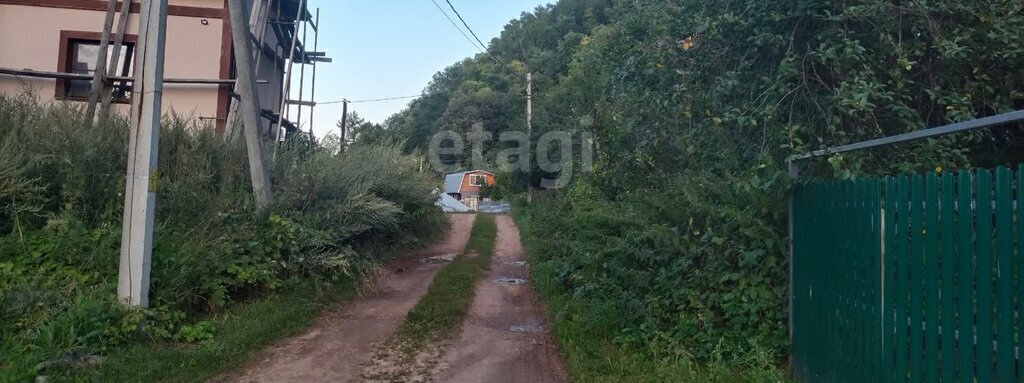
[0,0,323,135]
[444,170,495,212]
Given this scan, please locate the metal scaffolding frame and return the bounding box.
[271,0,330,148]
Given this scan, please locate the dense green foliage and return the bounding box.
[0,94,446,381]
[363,0,1024,369]
[516,183,787,359]
[515,205,786,383]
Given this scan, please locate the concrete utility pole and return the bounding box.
[118,0,168,307]
[225,0,270,139]
[525,72,533,203]
[227,0,273,209]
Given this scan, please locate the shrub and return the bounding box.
[516,170,788,361]
[0,93,445,380]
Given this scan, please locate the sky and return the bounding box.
[287,0,552,140]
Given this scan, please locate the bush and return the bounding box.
[0,93,445,380]
[516,170,788,362]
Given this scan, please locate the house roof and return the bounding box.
[435,190,471,213]
[443,170,494,194]
[444,173,465,194]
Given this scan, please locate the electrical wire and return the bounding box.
[317,1,528,109]
[317,95,422,105]
[443,0,526,79]
[429,0,486,52]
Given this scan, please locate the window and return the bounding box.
[62,37,134,101]
[469,175,487,186]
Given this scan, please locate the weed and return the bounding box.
[515,195,790,382]
[0,93,446,381]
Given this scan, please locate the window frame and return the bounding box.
[55,30,138,103]
[469,174,488,187]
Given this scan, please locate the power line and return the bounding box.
[443,0,525,79]
[317,95,421,105]
[349,95,421,103]
[429,0,485,52]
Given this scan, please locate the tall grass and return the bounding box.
[0,93,446,381]
[512,187,790,382]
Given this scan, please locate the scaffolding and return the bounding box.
[227,0,330,144]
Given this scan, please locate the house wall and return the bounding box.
[0,1,228,128]
[254,22,285,125]
[459,171,495,195]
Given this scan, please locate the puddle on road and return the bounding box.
[494,278,527,285]
[503,261,527,267]
[510,325,543,333]
[421,254,456,264]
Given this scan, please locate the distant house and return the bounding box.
[444,170,495,211]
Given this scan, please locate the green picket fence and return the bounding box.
[792,165,1023,383]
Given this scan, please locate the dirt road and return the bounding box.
[430,215,569,383]
[216,214,476,383]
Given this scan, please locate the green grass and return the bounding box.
[512,209,788,383]
[60,277,360,383]
[0,94,448,383]
[396,214,497,347]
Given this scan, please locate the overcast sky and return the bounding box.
[288,0,551,140]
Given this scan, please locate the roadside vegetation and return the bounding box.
[90,277,358,381]
[0,93,447,381]
[356,0,1024,379]
[514,198,787,382]
[364,213,496,380]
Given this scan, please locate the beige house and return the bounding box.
[0,0,313,134]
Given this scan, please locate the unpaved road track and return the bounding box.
[214,214,476,383]
[431,215,569,383]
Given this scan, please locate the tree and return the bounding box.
[338,111,387,147]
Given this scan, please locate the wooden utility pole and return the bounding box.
[118,0,168,307]
[84,0,118,125]
[339,99,348,146]
[525,72,533,203]
[98,0,133,122]
[227,0,273,209]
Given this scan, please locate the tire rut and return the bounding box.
[429,214,568,383]
[212,214,477,383]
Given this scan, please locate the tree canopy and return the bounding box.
[355,0,1024,361]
